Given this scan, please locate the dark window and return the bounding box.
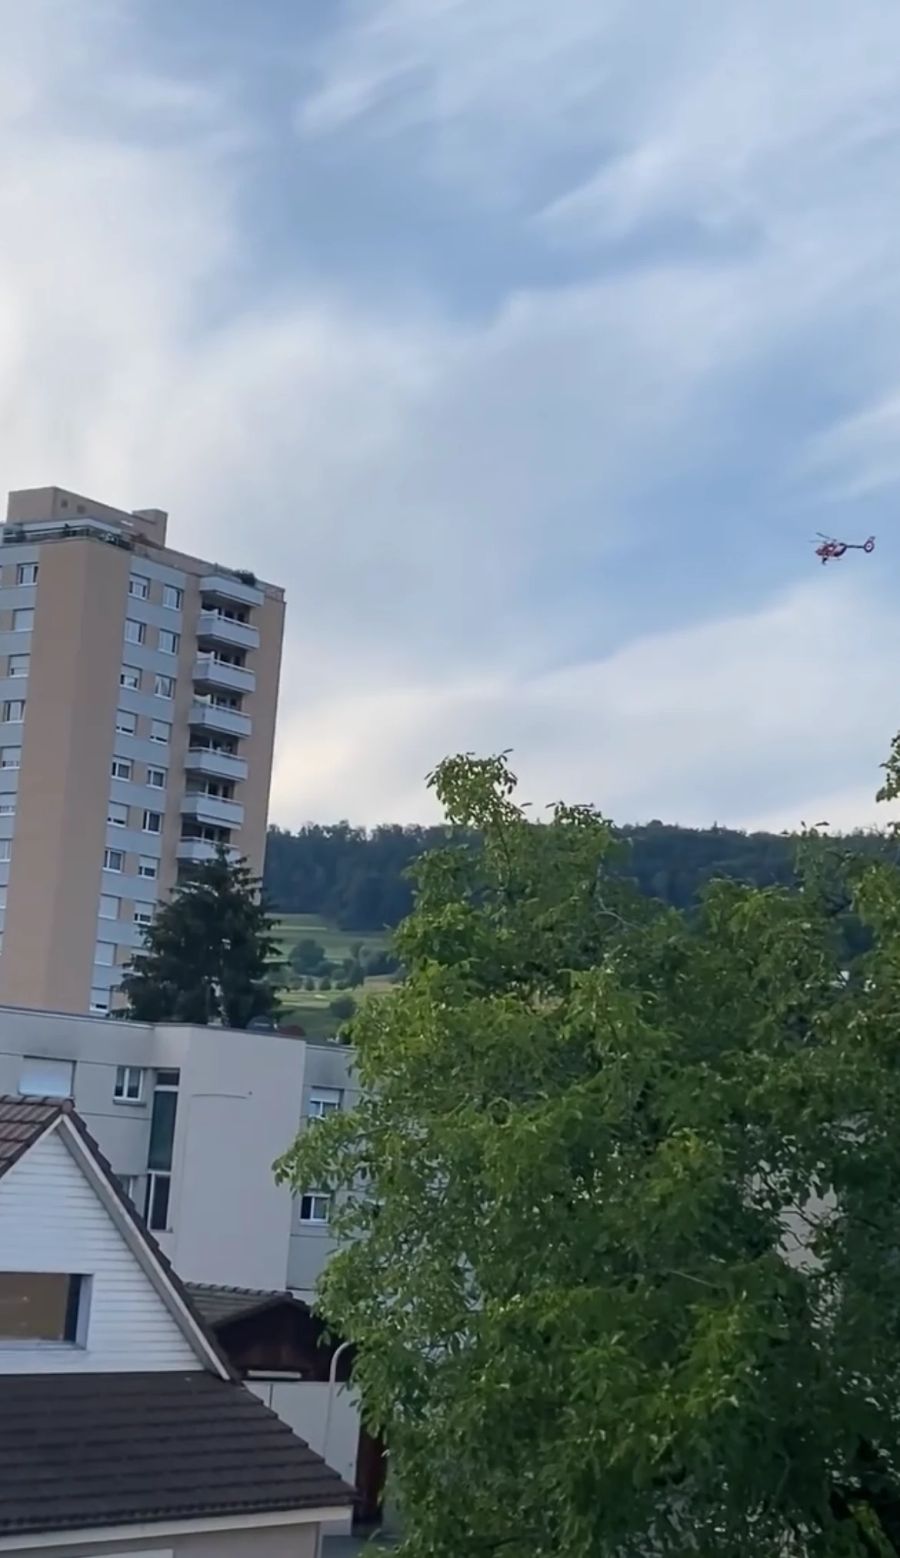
[145,1172,170,1231]
[148,1088,177,1171]
[0,1272,83,1342]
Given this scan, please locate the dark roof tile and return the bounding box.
[0,1371,353,1535]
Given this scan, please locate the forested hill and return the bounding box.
[263,821,899,932]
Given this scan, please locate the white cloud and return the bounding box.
[3,0,900,833]
[270,575,900,828]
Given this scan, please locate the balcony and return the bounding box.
[185,747,248,782]
[197,610,260,652]
[181,792,244,829]
[200,572,264,609]
[189,701,251,739]
[177,839,241,866]
[193,653,256,696]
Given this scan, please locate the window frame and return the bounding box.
[0,747,20,769]
[98,894,120,920]
[124,618,146,646]
[8,654,29,678]
[103,848,124,873]
[142,809,162,835]
[153,673,175,700]
[119,666,141,691]
[113,1065,144,1104]
[308,1088,343,1120]
[2,700,25,723]
[137,855,158,879]
[162,583,183,611]
[129,574,150,600]
[107,800,128,829]
[299,1191,331,1225]
[110,758,132,782]
[146,767,167,790]
[158,629,180,656]
[18,1056,74,1100]
[115,710,137,737]
[15,562,38,587]
[133,902,154,926]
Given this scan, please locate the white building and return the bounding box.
[0,1094,352,1555]
[0,1004,356,1297]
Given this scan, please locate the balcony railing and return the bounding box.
[185,747,248,782]
[197,610,260,652]
[200,571,264,609]
[188,701,251,738]
[181,792,244,829]
[193,654,256,695]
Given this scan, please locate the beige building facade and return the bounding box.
[0,486,284,1016]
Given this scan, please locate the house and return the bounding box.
[187,1283,387,1532]
[0,1096,353,1556]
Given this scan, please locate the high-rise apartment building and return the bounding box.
[0,486,284,1016]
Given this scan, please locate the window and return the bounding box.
[119,666,140,691]
[129,574,149,600]
[299,1192,331,1225]
[133,902,154,927]
[124,618,145,646]
[146,767,166,790]
[114,1065,144,1103]
[118,1174,139,1203]
[103,847,124,873]
[115,709,136,736]
[158,629,179,656]
[110,758,132,781]
[145,1069,179,1232]
[145,1172,171,1231]
[0,747,20,769]
[309,1088,342,1120]
[150,719,170,744]
[0,840,11,863]
[0,1272,84,1343]
[138,855,158,879]
[89,988,110,1014]
[0,799,14,816]
[8,654,28,678]
[142,809,162,834]
[107,801,128,828]
[19,1056,73,1099]
[162,584,183,611]
[99,894,119,919]
[95,942,115,967]
[153,673,174,699]
[12,609,33,632]
[2,701,25,723]
[15,562,38,586]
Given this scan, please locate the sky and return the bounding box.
[4,1,900,832]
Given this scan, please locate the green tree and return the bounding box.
[123,849,281,1030]
[278,751,900,1557]
[328,992,357,1021]
[290,936,328,977]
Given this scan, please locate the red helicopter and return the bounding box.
[813,532,875,565]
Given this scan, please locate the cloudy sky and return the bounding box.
[4,1,900,831]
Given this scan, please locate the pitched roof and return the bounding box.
[0,1371,353,1537]
[187,1281,310,1327]
[0,1095,62,1177]
[0,1095,234,1380]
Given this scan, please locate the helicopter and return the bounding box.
[813,533,875,565]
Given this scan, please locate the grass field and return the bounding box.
[272,913,396,1039]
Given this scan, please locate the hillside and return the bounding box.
[264,819,900,930]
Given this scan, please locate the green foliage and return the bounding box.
[289,936,329,977]
[264,817,900,951]
[277,752,900,1557]
[123,850,281,1030]
[328,992,357,1021]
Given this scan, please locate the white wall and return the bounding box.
[0,1126,198,1372]
[247,1379,360,1536]
[158,1025,306,1289]
[19,1520,323,1557]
